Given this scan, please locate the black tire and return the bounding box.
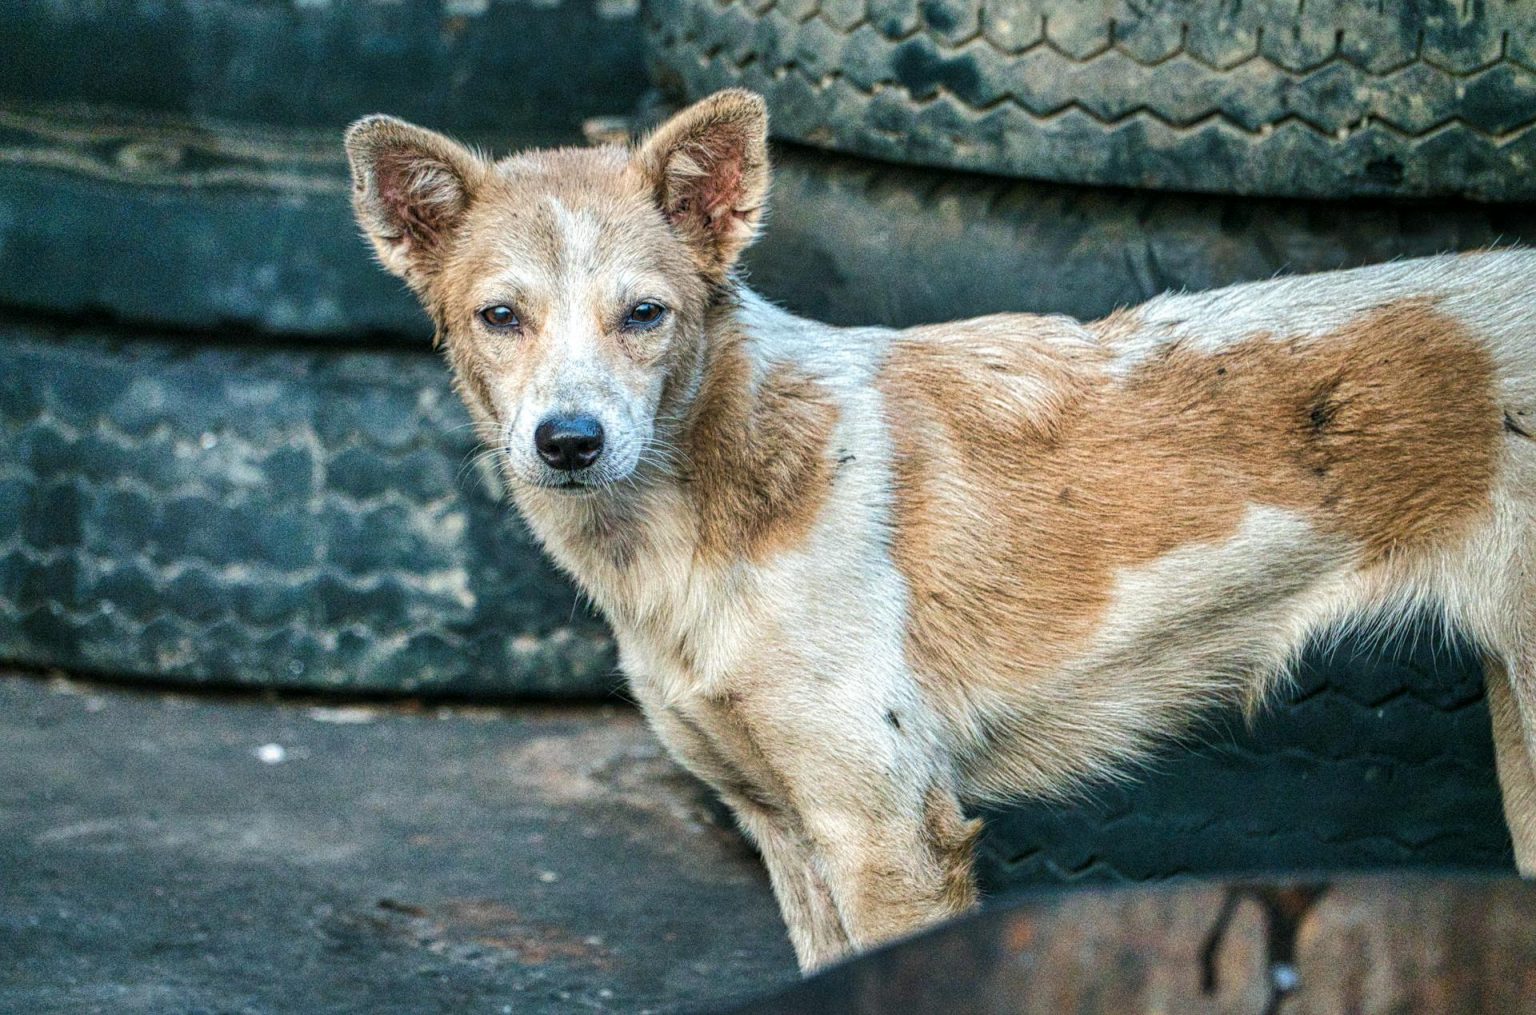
[0,321,616,698]
[978,631,1509,885]
[3,0,649,144]
[7,111,1536,341]
[645,0,1536,200]
[749,145,1536,328]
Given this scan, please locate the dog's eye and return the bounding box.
[624,301,667,330]
[480,305,519,330]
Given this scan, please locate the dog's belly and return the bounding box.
[940,505,1368,800]
[1066,506,1356,672]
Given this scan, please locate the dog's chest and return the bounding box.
[608,566,756,703]
[608,584,791,803]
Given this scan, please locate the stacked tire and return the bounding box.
[647,0,1536,200]
[0,0,650,697]
[647,0,1536,327]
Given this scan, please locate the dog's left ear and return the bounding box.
[634,89,770,278]
[343,115,485,289]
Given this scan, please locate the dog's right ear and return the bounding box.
[633,89,770,281]
[343,115,484,288]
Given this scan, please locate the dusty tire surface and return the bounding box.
[751,146,1536,328]
[0,322,616,698]
[646,0,1536,199]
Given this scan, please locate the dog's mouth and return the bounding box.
[533,474,604,496]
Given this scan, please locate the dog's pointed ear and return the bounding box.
[343,115,485,286]
[634,90,770,278]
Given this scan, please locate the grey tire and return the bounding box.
[0,322,616,698]
[645,0,1536,199]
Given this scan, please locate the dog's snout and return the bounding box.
[534,415,605,472]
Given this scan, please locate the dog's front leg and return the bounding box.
[727,801,851,969]
[796,776,981,958]
[733,691,982,966]
[640,674,979,968]
[640,699,852,968]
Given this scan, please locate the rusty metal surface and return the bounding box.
[734,874,1536,1014]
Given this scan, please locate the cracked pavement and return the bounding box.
[0,672,797,1014]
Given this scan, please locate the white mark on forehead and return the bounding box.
[546,196,602,275]
[537,197,607,376]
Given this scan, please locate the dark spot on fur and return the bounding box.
[1505,411,1534,439]
[885,710,902,731]
[1308,393,1338,434]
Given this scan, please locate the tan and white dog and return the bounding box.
[345,89,1536,971]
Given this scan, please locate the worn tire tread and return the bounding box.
[646,0,1536,199]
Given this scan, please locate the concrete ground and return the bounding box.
[0,671,797,1014]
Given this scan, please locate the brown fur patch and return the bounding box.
[881,300,1501,691]
[684,327,840,563]
[1293,304,1502,557]
[1090,306,1143,346]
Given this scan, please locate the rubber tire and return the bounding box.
[3,0,649,144]
[0,322,616,698]
[977,629,1510,886]
[750,145,1536,328]
[645,0,1536,200]
[6,119,1536,341]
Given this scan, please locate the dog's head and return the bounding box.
[344,90,769,493]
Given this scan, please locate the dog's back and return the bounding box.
[880,251,1536,830]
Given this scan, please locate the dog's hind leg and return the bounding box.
[1486,655,1536,875]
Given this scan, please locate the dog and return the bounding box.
[345,88,1536,971]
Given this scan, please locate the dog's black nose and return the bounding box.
[534,415,604,472]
